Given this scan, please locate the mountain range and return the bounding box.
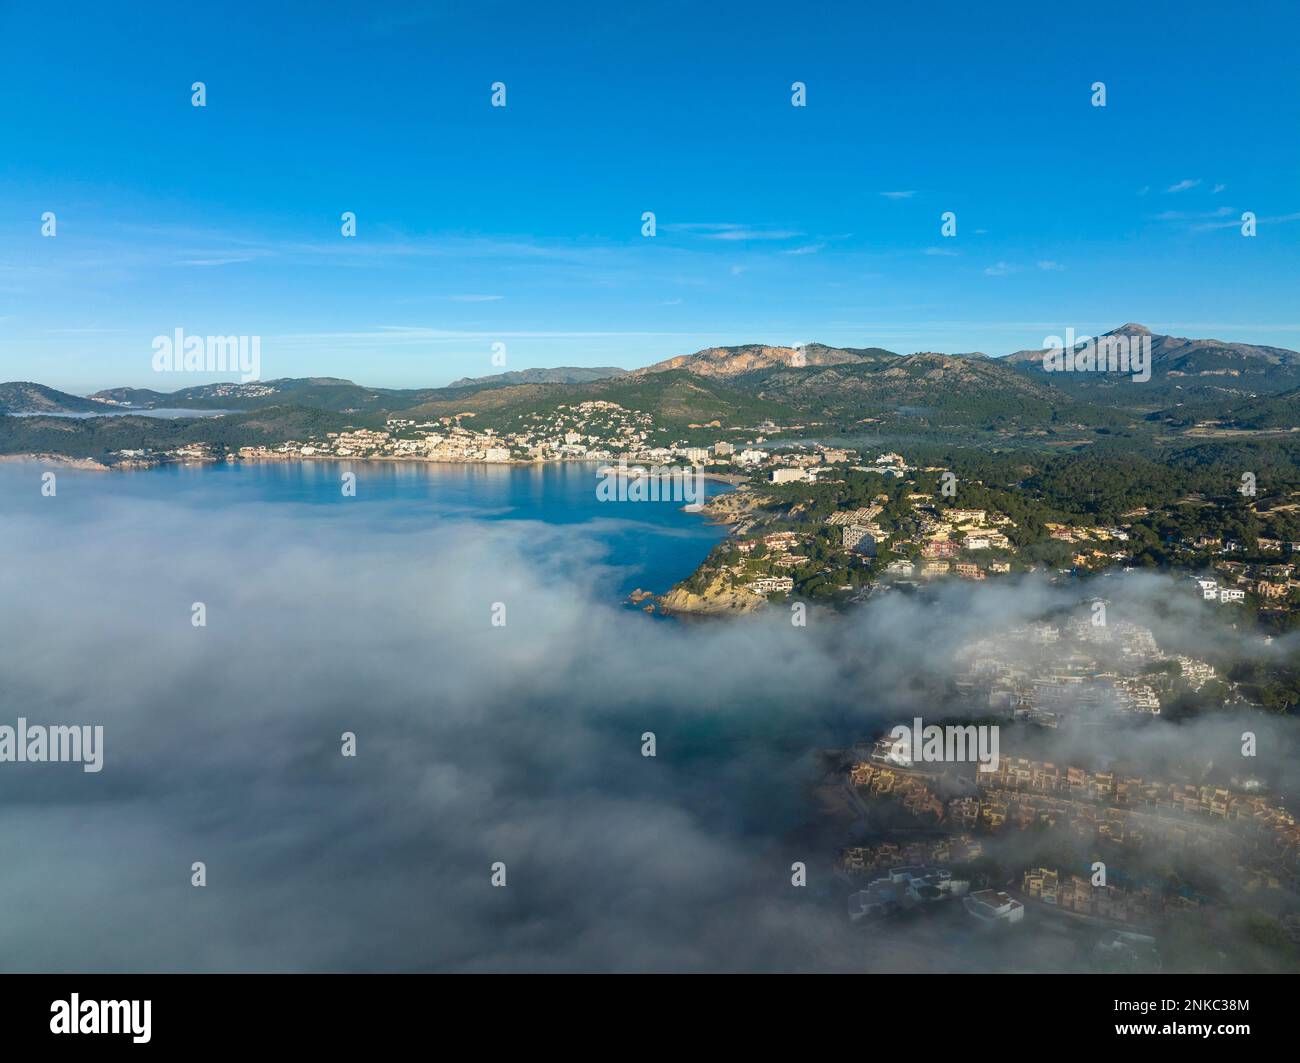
[3,326,1297,444]
[1003,323,1300,406]
[0,382,111,415]
[445,366,628,388]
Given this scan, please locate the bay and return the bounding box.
[0,458,729,602]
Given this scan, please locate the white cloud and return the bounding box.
[1166,179,1201,193]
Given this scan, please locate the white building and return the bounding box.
[963,889,1024,925]
[1194,577,1219,600]
[769,468,808,484]
[843,524,877,554]
[848,866,967,922]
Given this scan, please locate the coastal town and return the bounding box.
[791,594,1300,970]
[828,722,1300,967]
[88,393,1300,629]
[655,439,1300,626]
[112,399,807,473]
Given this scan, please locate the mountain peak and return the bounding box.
[1107,323,1153,337]
[634,343,895,378]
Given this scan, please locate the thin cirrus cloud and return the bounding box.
[273,327,689,346]
[710,229,803,241]
[983,261,1063,275]
[1190,211,1300,233]
[663,223,804,241]
[879,191,916,199]
[1153,207,1235,222]
[176,256,263,267]
[1166,178,1202,193]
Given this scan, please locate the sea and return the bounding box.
[0,458,729,601]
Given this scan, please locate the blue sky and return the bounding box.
[2,0,1298,392]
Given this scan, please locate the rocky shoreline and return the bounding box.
[656,573,765,616]
[650,483,774,617]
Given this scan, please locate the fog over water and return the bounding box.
[1,462,1296,971]
[10,408,233,418]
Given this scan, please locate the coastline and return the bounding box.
[0,450,750,486]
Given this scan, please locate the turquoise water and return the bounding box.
[0,459,728,599]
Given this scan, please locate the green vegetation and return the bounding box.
[0,406,377,460]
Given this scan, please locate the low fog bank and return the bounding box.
[0,486,1296,972]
